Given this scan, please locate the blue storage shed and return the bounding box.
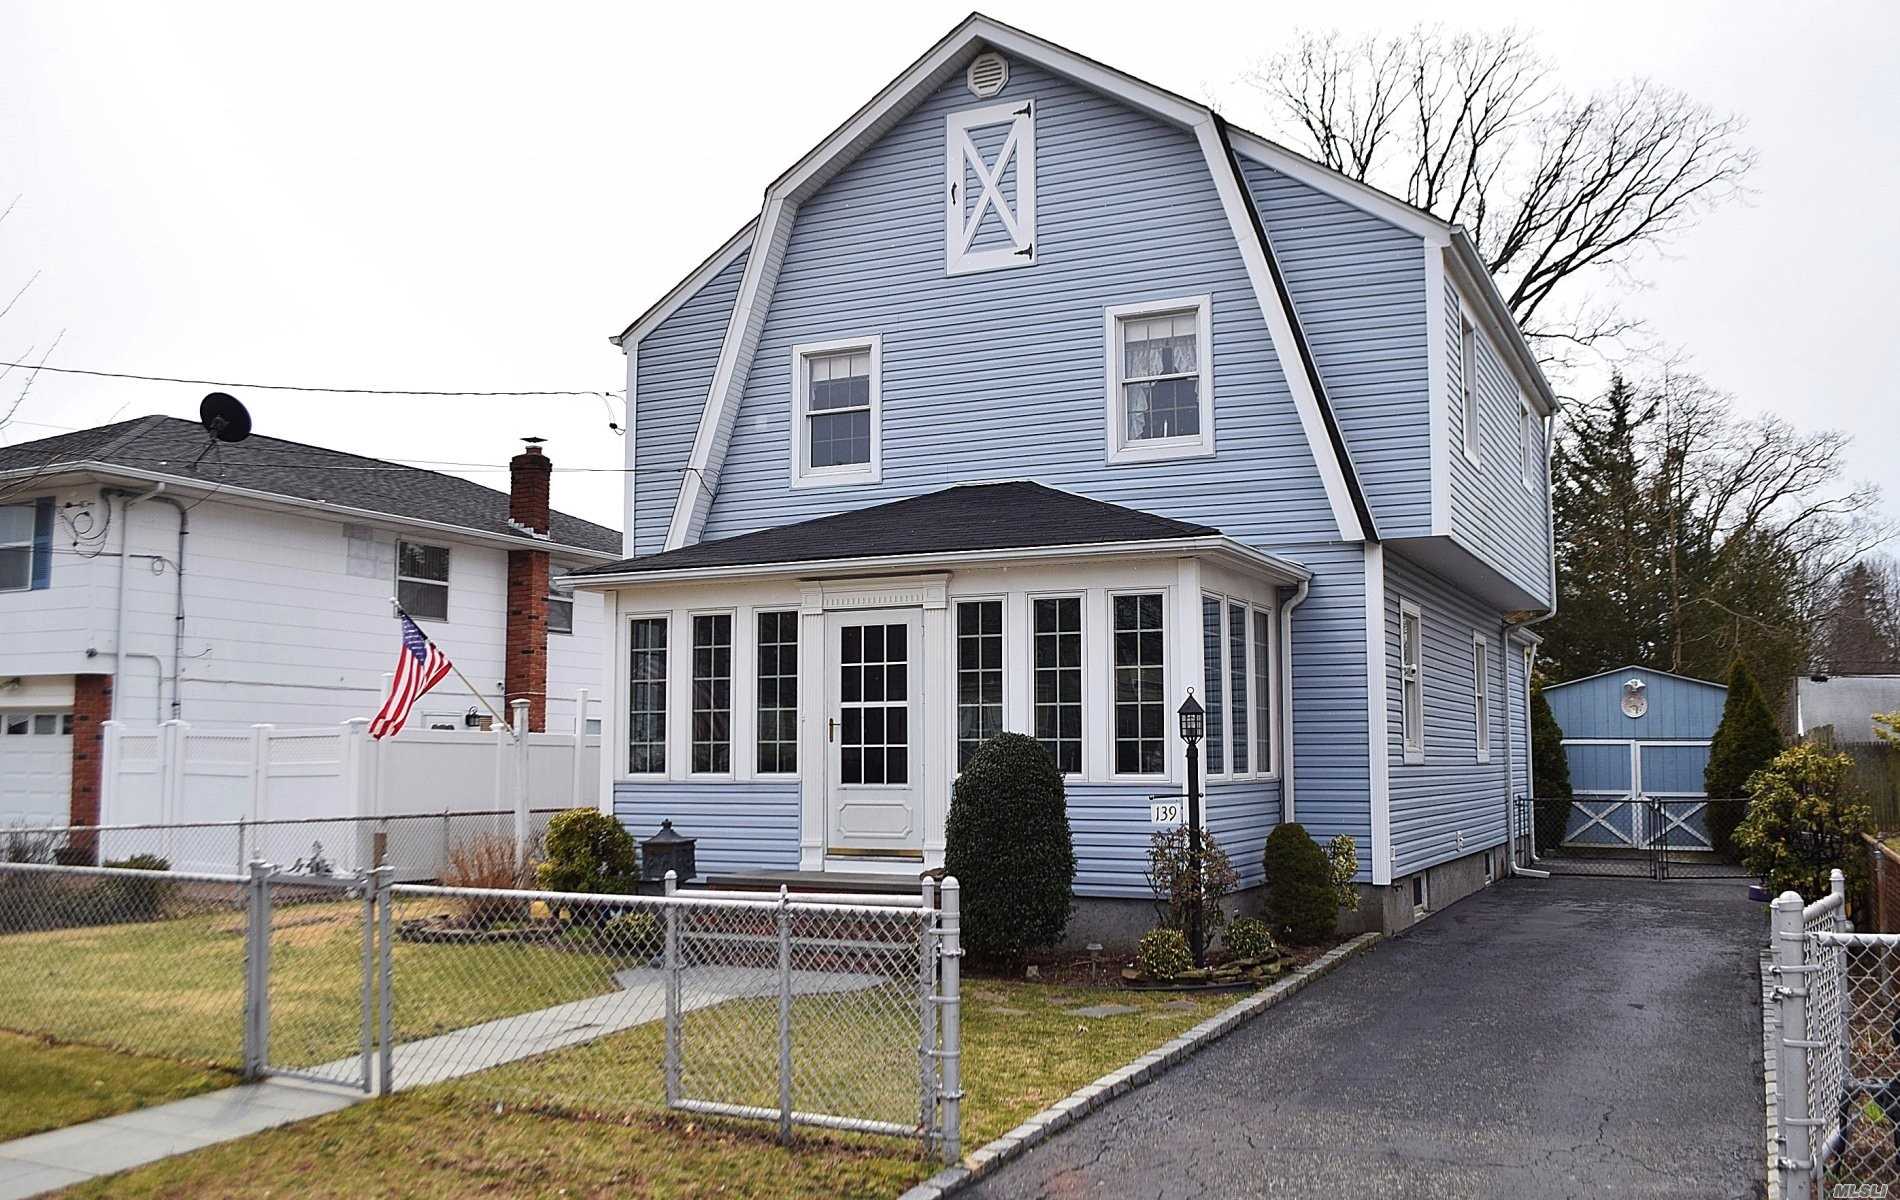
[1542,666,1728,851]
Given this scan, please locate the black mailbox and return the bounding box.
[641,820,697,887]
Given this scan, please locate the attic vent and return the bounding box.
[966,52,1008,98]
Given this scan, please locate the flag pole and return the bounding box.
[389,597,519,739]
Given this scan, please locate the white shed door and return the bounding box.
[0,712,73,827]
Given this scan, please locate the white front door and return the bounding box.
[824,608,923,861]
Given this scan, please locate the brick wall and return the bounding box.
[505,442,553,732]
[70,673,112,853]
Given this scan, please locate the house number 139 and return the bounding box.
[1149,801,1184,826]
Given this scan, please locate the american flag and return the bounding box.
[369,613,454,739]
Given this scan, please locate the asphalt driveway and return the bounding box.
[965,876,1766,1200]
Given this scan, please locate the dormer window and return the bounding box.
[1104,296,1214,464]
[945,101,1035,274]
[790,337,881,488]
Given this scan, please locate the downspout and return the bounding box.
[147,495,189,721]
[1508,411,1562,878]
[108,483,167,725]
[1278,578,1312,824]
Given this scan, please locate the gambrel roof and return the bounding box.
[609,14,1556,554]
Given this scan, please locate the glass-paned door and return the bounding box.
[824,609,923,859]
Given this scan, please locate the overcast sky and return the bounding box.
[2,0,1894,533]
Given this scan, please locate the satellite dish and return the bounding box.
[200,393,252,444]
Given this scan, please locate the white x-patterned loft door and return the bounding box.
[945,100,1035,274]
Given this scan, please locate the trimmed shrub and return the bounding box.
[944,731,1075,964]
[537,809,639,896]
[1735,743,1870,898]
[602,911,663,958]
[1263,823,1336,945]
[100,854,173,920]
[1136,927,1191,980]
[1223,916,1276,962]
[1706,659,1784,855]
[1325,835,1360,912]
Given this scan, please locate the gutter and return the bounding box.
[1278,577,1312,822]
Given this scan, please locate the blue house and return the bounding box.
[1542,666,1728,853]
[571,15,1557,935]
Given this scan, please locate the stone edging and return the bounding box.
[896,931,1382,1200]
[1761,947,1781,1200]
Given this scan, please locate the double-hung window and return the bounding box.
[1032,597,1082,774]
[1472,633,1491,763]
[1112,594,1167,776]
[1105,297,1214,463]
[547,581,574,635]
[0,501,47,592]
[691,614,733,774]
[955,600,1004,770]
[1400,601,1424,764]
[396,541,450,621]
[756,611,798,774]
[791,337,881,487]
[627,618,668,774]
[1200,593,1276,779]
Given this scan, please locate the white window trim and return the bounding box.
[1104,295,1215,465]
[687,608,737,779]
[789,336,882,489]
[944,99,1036,276]
[1107,587,1171,783]
[1028,590,1086,776]
[546,586,575,636]
[1195,590,1280,784]
[1459,311,1481,467]
[1472,631,1492,764]
[753,608,801,778]
[951,594,1009,773]
[395,540,451,622]
[623,612,670,780]
[1400,599,1424,765]
[0,502,35,593]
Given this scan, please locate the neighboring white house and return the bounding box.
[0,415,619,827]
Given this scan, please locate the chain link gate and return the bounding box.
[1518,795,1755,880]
[242,863,379,1093]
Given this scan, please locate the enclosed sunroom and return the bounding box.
[569,482,1308,905]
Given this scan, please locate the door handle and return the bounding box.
[828,718,836,743]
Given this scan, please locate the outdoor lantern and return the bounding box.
[641,820,697,887]
[1178,690,1205,744]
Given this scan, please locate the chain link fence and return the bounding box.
[0,809,566,882]
[0,855,963,1159]
[1518,795,1754,879]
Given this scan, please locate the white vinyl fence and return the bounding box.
[96,697,598,875]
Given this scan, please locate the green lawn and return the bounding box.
[55,979,1240,1199]
[0,1032,233,1140]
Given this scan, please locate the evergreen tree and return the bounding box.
[1705,658,1784,854]
[1529,682,1573,852]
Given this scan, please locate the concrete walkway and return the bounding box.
[964,876,1767,1200]
[0,964,886,1197]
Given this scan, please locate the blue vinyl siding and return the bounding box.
[613,779,799,875]
[632,251,749,556]
[1385,548,1511,877]
[1286,543,1373,875]
[1238,161,1430,539]
[1067,781,1166,898]
[1447,277,1552,604]
[1543,669,1727,742]
[1508,638,1531,803]
[698,59,1338,548]
[1207,778,1282,890]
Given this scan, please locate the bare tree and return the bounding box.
[1242,29,1757,354]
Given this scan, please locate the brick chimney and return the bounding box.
[505,439,552,731]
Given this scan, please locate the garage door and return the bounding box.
[0,711,73,827]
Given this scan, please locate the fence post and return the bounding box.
[357,868,381,1094]
[377,866,394,1096]
[511,699,531,872]
[249,724,271,824]
[1832,867,1849,930]
[235,816,247,878]
[570,688,589,808]
[242,860,272,1079]
[940,875,962,1167]
[663,869,681,1107]
[1772,890,1812,1196]
[777,884,793,1145]
[918,876,939,1145]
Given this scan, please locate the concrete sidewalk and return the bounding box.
[0,964,887,1197]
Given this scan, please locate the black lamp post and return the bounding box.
[1178,691,1206,967]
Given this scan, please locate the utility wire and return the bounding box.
[0,361,621,399]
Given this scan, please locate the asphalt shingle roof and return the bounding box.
[0,416,620,555]
[571,481,1219,577]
